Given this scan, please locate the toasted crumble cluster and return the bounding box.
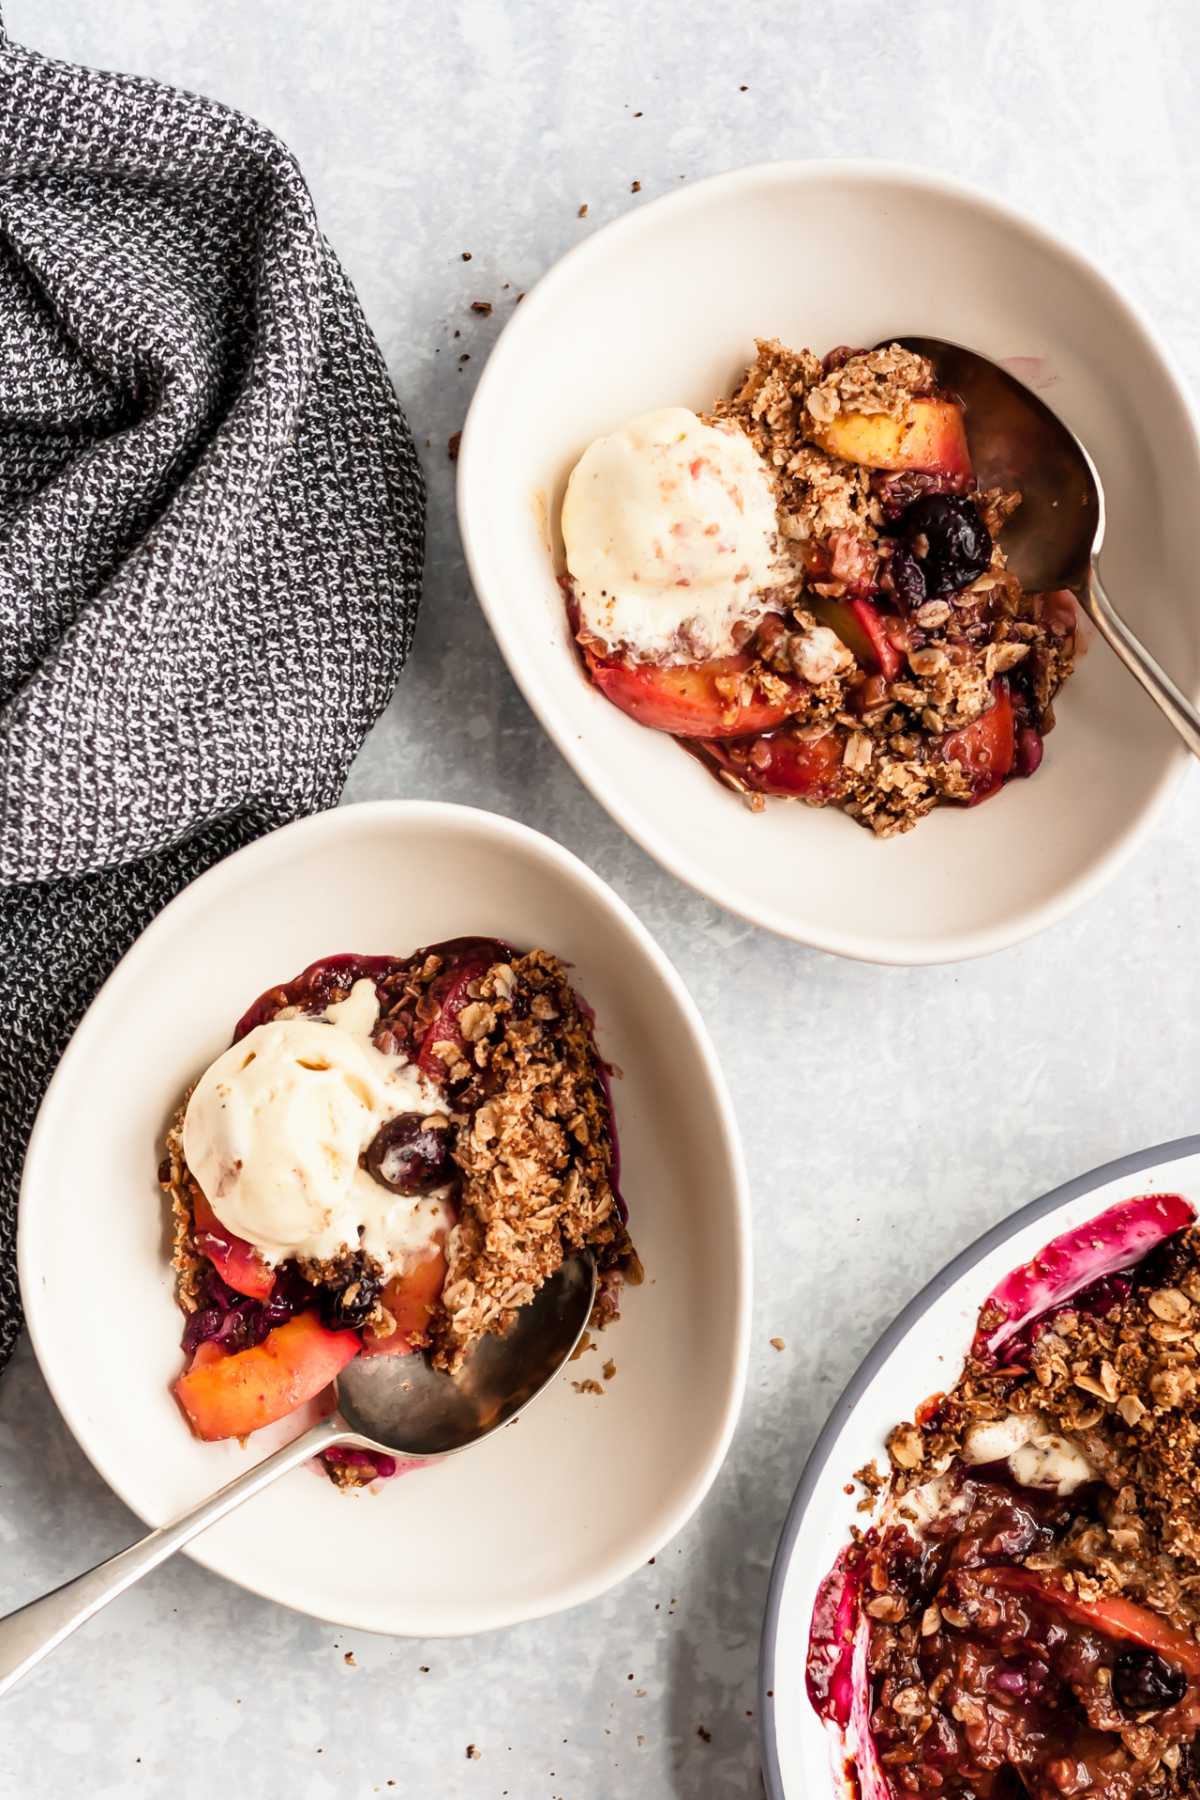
[701,339,1078,835]
[435,949,640,1372]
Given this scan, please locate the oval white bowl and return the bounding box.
[759,1135,1200,1797]
[458,160,1200,964]
[18,802,751,1636]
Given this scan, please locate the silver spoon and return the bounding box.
[0,1253,596,1697]
[884,335,1200,759]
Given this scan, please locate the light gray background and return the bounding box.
[3,2,1199,1795]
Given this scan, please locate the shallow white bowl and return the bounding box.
[759,1135,1200,1797]
[458,160,1200,964]
[18,802,750,1636]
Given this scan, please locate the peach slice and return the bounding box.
[707,727,845,800]
[941,679,1015,801]
[362,1241,449,1357]
[809,597,906,681]
[810,399,972,483]
[585,648,806,740]
[191,1188,275,1302]
[174,1310,359,1441]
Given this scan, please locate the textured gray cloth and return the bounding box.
[0,29,425,1371]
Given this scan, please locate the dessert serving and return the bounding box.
[561,341,1078,836]
[160,937,637,1487]
[806,1192,1200,1800]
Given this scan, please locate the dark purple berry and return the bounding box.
[319,1258,382,1331]
[1112,1648,1188,1717]
[365,1112,451,1193]
[888,546,926,612]
[900,495,992,598]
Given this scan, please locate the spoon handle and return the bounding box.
[1085,564,1200,760]
[0,1413,348,1700]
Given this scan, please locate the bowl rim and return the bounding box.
[756,1131,1200,1796]
[17,798,753,1635]
[456,157,1198,965]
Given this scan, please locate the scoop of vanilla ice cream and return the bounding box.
[562,407,789,664]
[183,980,450,1269]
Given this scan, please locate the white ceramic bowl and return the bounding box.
[759,1135,1200,1798]
[458,160,1200,964]
[18,802,750,1635]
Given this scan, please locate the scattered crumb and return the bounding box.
[602,1358,617,1380]
[458,353,470,364]
[633,110,642,117]
[466,1744,481,1760]
[635,1687,647,1697]
[470,300,492,316]
[739,83,748,91]
[515,292,525,302]
[343,1651,357,1667]
[447,432,461,462]
[697,1725,712,1744]
[570,1330,593,1361]
[419,1666,430,1674]
[637,1734,646,1747]
[453,328,460,337]
[461,251,472,261]
[578,203,588,218]
[573,1378,604,1395]
[630,180,641,193]
[769,1336,785,1351]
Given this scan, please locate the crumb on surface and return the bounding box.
[577,202,588,217]
[470,300,492,316]
[602,1358,617,1380]
[465,1744,480,1760]
[448,432,461,462]
[769,1336,785,1351]
[630,179,641,192]
[573,1378,604,1395]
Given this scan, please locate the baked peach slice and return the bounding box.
[362,1240,449,1357]
[810,398,972,484]
[941,679,1015,801]
[584,647,807,739]
[809,596,907,681]
[174,1310,359,1441]
[707,727,845,800]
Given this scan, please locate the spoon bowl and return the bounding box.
[884,335,1200,761]
[337,1252,597,1458]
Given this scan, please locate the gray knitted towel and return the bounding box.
[0,31,424,1372]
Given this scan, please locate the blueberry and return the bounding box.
[365,1112,451,1193]
[1112,1648,1188,1717]
[899,495,992,598]
[319,1259,382,1331]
